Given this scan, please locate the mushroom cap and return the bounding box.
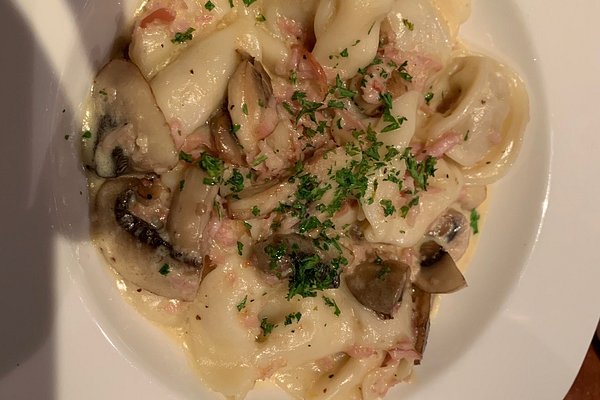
[414,240,467,294]
[83,59,177,177]
[345,260,410,316]
[93,178,201,301]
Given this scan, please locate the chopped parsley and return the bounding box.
[380,199,396,217]
[470,209,480,234]
[400,196,420,218]
[340,48,349,57]
[377,265,391,280]
[425,92,434,105]
[402,18,415,31]
[81,130,92,139]
[399,70,413,82]
[260,317,277,337]
[255,14,266,22]
[322,296,341,316]
[199,153,224,185]
[291,90,323,124]
[237,241,244,256]
[159,263,170,276]
[252,205,260,216]
[204,0,215,10]
[401,148,437,191]
[226,169,244,192]
[284,312,302,325]
[236,295,248,311]
[252,154,268,166]
[242,103,248,115]
[243,0,256,6]
[327,99,345,109]
[178,150,193,163]
[179,179,185,191]
[171,27,195,44]
[289,70,297,85]
[231,123,241,135]
[287,253,340,300]
[380,92,407,133]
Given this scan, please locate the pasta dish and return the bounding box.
[81,0,529,398]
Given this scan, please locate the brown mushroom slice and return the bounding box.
[227,56,278,158]
[346,260,410,317]
[83,59,177,177]
[227,177,297,220]
[427,208,470,260]
[93,178,201,301]
[210,109,247,166]
[414,240,467,294]
[167,165,219,261]
[411,286,432,364]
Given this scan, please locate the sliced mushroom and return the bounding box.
[227,56,278,158]
[82,59,177,178]
[427,208,470,260]
[345,260,410,317]
[414,240,466,294]
[411,286,432,364]
[210,109,247,166]
[93,178,201,301]
[227,176,297,220]
[251,234,341,289]
[167,164,219,261]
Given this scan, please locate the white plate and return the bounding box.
[1,0,599,399]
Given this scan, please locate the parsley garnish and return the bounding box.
[199,153,223,185]
[260,317,277,336]
[340,48,349,57]
[204,1,215,10]
[284,312,302,325]
[401,148,437,191]
[179,150,193,163]
[289,70,297,85]
[226,169,244,192]
[400,196,420,218]
[231,123,241,135]
[322,296,341,316]
[237,241,244,256]
[171,27,195,44]
[236,295,248,311]
[82,130,92,139]
[470,209,480,234]
[377,265,391,280]
[402,18,415,31]
[252,154,268,166]
[159,263,170,276]
[255,14,266,22]
[252,205,260,216]
[380,199,396,217]
[243,0,256,6]
[242,103,248,115]
[424,92,434,105]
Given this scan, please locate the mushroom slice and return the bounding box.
[93,178,201,301]
[427,208,470,260]
[83,59,177,177]
[414,240,466,294]
[251,234,341,290]
[345,260,410,317]
[227,177,297,220]
[167,164,219,261]
[411,286,432,364]
[210,109,247,166]
[227,56,278,159]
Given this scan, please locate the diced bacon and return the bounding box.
[425,131,462,158]
[347,345,378,359]
[140,8,175,28]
